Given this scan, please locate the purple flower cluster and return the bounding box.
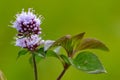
[16,35,44,50]
[13,8,42,36]
[12,8,44,51]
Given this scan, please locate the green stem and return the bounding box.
[32,53,38,80]
[57,64,69,80]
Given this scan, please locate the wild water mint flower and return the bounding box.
[16,35,44,51]
[12,8,42,36]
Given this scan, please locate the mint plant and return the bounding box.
[47,32,109,80]
[12,8,109,80]
[12,8,45,80]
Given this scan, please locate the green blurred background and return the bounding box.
[0,0,120,80]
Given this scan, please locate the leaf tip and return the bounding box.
[65,35,71,39]
[87,69,107,74]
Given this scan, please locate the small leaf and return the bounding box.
[46,50,59,58]
[71,32,85,53]
[50,35,73,55]
[60,55,71,65]
[53,46,61,54]
[51,35,71,47]
[17,49,28,59]
[77,38,109,52]
[29,53,44,65]
[35,53,44,63]
[72,32,85,43]
[73,51,106,74]
[29,48,46,65]
[36,47,46,57]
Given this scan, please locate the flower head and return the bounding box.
[12,8,42,36]
[16,35,44,50]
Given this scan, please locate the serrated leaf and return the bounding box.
[17,49,28,59]
[73,51,106,74]
[60,55,71,65]
[77,38,109,52]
